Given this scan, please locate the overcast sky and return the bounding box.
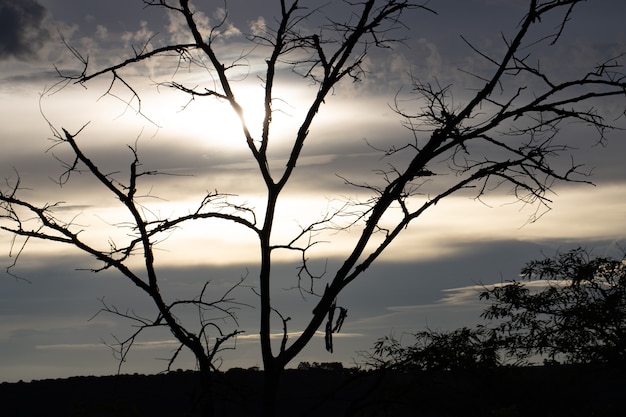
[1,0,625,382]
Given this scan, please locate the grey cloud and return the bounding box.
[1,0,625,383]
[1,237,621,382]
[0,69,58,85]
[0,0,50,60]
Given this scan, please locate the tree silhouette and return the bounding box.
[361,327,501,372]
[362,247,626,374]
[1,1,626,416]
[481,247,626,365]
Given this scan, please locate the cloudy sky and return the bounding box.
[1,0,625,382]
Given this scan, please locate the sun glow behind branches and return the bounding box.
[4,54,626,271]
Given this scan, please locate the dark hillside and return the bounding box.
[1,364,624,416]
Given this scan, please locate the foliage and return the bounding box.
[296,361,344,371]
[362,327,501,371]
[364,248,626,371]
[480,247,626,365]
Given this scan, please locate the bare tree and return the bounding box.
[1,0,625,416]
[1,129,248,416]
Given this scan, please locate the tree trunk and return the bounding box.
[261,363,282,417]
[197,360,215,417]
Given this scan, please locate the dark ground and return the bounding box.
[1,364,624,416]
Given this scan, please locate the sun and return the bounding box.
[148,82,271,154]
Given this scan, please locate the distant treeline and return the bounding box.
[2,364,625,417]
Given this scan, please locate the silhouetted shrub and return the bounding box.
[362,326,501,371]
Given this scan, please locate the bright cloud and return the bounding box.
[0,0,625,383]
[249,16,266,36]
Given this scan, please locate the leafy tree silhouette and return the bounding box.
[361,327,501,372]
[364,247,626,371]
[481,247,626,365]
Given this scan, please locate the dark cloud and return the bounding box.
[0,0,50,60]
